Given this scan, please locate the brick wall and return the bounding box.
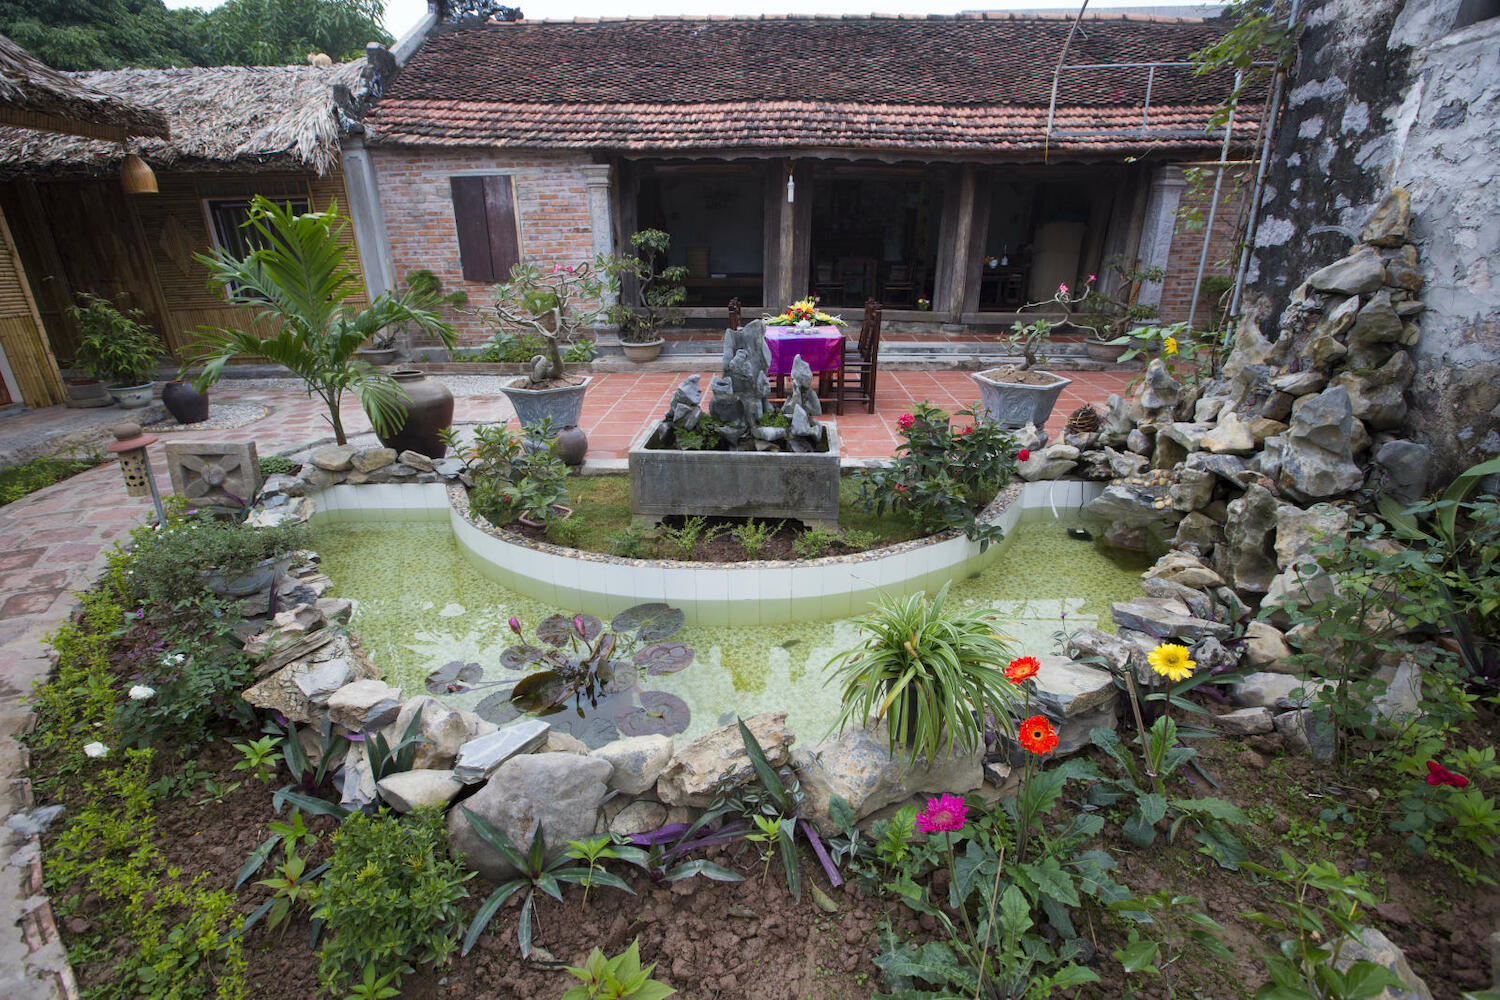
[371,146,599,346]
[1157,168,1249,328]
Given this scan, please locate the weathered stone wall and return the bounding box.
[1246,0,1500,479]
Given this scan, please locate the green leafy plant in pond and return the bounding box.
[459,810,633,959]
[1241,852,1402,1000]
[457,419,571,526]
[792,524,839,559]
[230,734,282,783]
[732,518,781,559]
[190,197,456,445]
[311,807,471,995]
[562,939,677,1000]
[70,291,163,385]
[826,581,1020,764]
[853,402,1017,546]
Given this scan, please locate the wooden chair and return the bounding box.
[728,297,741,330]
[833,299,883,415]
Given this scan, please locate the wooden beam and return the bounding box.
[0,108,127,143]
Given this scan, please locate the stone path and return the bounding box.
[0,367,1131,998]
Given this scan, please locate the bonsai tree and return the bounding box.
[190,197,454,445]
[606,229,688,344]
[491,257,618,385]
[1073,254,1165,344]
[70,293,162,386]
[1003,274,1100,370]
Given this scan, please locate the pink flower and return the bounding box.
[1017,448,1031,462]
[953,425,973,436]
[574,615,587,637]
[565,265,575,273]
[897,413,915,431]
[552,265,564,274]
[1058,283,1069,297]
[508,616,522,635]
[1426,760,1470,788]
[916,794,968,834]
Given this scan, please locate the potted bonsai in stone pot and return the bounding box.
[1073,255,1164,362]
[71,293,163,408]
[971,281,1079,432]
[608,228,688,364]
[491,256,618,439]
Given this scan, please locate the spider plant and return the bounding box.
[826,581,1019,764]
[191,196,455,445]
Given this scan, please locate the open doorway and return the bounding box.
[808,167,943,310]
[636,163,765,307]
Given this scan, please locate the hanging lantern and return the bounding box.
[121,154,157,194]
[107,422,166,522]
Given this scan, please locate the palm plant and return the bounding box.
[827,581,1020,764]
[191,197,455,445]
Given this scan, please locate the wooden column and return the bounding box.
[934,165,983,324]
[763,159,810,310]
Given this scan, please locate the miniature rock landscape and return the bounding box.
[0,5,1498,1000]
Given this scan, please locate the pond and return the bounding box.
[312,513,1148,748]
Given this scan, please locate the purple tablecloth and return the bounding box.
[765,325,844,375]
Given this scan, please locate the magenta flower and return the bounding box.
[1058,282,1069,297]
[916,794,968,834]
[574,615,587,637]
[508,616,523,635]
[897,412,915,431]
[1087,273,1096,283]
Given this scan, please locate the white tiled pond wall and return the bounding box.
[307,480,1105,625]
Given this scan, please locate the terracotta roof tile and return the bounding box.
[368,16,1259,155]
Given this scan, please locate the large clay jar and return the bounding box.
[554,424,588,466]
[161,380,210,423]
[378,369,454,459]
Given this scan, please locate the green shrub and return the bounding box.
[312,808,471,994]
[119,505,306,611]
[792,525,838,559]
[258,455,299,477]
[71,292,162,385]
[459,421,571,526]
[473,329,549,362]
[0,453,99,505]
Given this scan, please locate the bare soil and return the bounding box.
[976,366,1065,386]
[508,373,589,391]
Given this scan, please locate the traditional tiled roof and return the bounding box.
[368,14,1259,157]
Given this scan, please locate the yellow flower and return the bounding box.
[1163,336,1179,356]
[1148,642,1195,683]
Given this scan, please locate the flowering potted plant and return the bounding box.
[606,229,688,364]
[765,296,846,329]
[1074,255,1164,362]
[971,280,1081,433]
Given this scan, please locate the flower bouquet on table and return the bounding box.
[765,296,846,330]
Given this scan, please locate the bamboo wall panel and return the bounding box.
[0,315,65,406]
[38,181,168,340]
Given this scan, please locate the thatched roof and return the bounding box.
[0,34,169,141]
[0,61,369,179]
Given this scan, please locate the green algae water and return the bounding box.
[313,514,1148,747]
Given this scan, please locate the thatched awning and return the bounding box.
[0,60,369,179]
[0,34,169,142]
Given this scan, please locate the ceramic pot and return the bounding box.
[554,424,589,466]
[64,377,111,409]
[517,503,573,529]
[500,376,591,434]
[621,338,664,363]
[377,368,454,458]
[356,347,398,366]
[970,368,1072,430]
[1084,340,1129,363]
[161,380,210,423]
[108,382,156,409]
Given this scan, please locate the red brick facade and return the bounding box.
[1157,168,1249,327]
[371,146,599,345]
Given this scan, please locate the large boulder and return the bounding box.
[447,753,613,881]
[1371,440,1433,502]
[382,695,472,770]
[326,679,403,731]
[590,735,674,795]
[1278,387,1364,500]
[1031,656,1119,756]
[1305,246,1386,296]
[1334,926,1433,1000]
[1217,484,1280,594]
[1082,482,1181,552]
[656,711,794,807]
[793,722,983,834]
[1274,502,1349,569]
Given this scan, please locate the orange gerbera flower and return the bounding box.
[1017,714,1059,756]
[1005,656,1041,684]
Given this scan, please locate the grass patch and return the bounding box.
[0,453,101,505]
[544,474,927,559]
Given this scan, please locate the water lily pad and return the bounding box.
[537,613,603,647]
[634,642,695,675]
[547,700,626,748]
[425,660,484,694]
[611,603,686,642]
[473,690,521,726]
[615,691,690,737]
[511,670,566,712]
[501,644,546,671]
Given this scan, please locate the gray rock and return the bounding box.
[1064,628,1136,675]
[1218,484,1279,594]
[338,743,378,810]
[1104,446,1148,478]
[1017,449,1077,481]
[291,658,352,706]
[377,769,464,813]
[1012,422,1046,451]
[1370,656,1423,726]
[1194,394,1227,424]
[1139,359,1180,413]
[1030,656,1120,755]
[656,711,794,807]
[1213,707,1275,735]
[242,664,318,725]
[1083,482,1180,530]
[1274,708,1337,764]
[1274,503,1349,568]
[1173,512,1225,556]
[257,472,304,499]
[1200,412,1257,455]
[609,800,669,837]
[1230,672,1326,709]
[434,458,466,479]
[1142,577,1214,620]
[1213,586,1253,624]
[326,679,403,731]
[1306,246,1386,296]
[1127,427,1152,455]
[316,596,354,624]
[1143,551,1225,590]
[1191,635,1237,673]
[542,731,590,754]
[1359,189,1411,248]
[793,721,982,834]
[1372,440,1433,502]
[1160,422,1211,453]
[5,804,65,838]
[1334,926,1433,1000]
[1346,288,1404,347]
[1278,387,1364,500]
[453,718,551,783]
[384,695,472,770]
[1272,370,1328,397]
[590,735,674,795]
[1242,621,1292,671]
[1111,598,1230,641]
[1332,351,1412,431]
[398,449,436,471]
[350,447,396,473]
[311,444,359,472]
[1188,451,1251,486]
[448,753,613,880]
[1103,394,1136,435]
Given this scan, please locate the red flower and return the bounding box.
[1005,656,1041,684]
[953,425,974,436]
[897,413,915,431]
[1426,760,1470,788]
[893,482,908,493]
[1017,448,1031,462]
[1018,714,1059,756]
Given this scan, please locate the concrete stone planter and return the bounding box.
[500,376,591,432]
[620,339,665,363]
[628,423,840,529]
[971,368,1072,430]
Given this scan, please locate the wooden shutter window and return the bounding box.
[450,175,521,283]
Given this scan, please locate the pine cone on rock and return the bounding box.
[1065,405,1101,435]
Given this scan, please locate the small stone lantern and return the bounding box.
[107,421,166,522]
